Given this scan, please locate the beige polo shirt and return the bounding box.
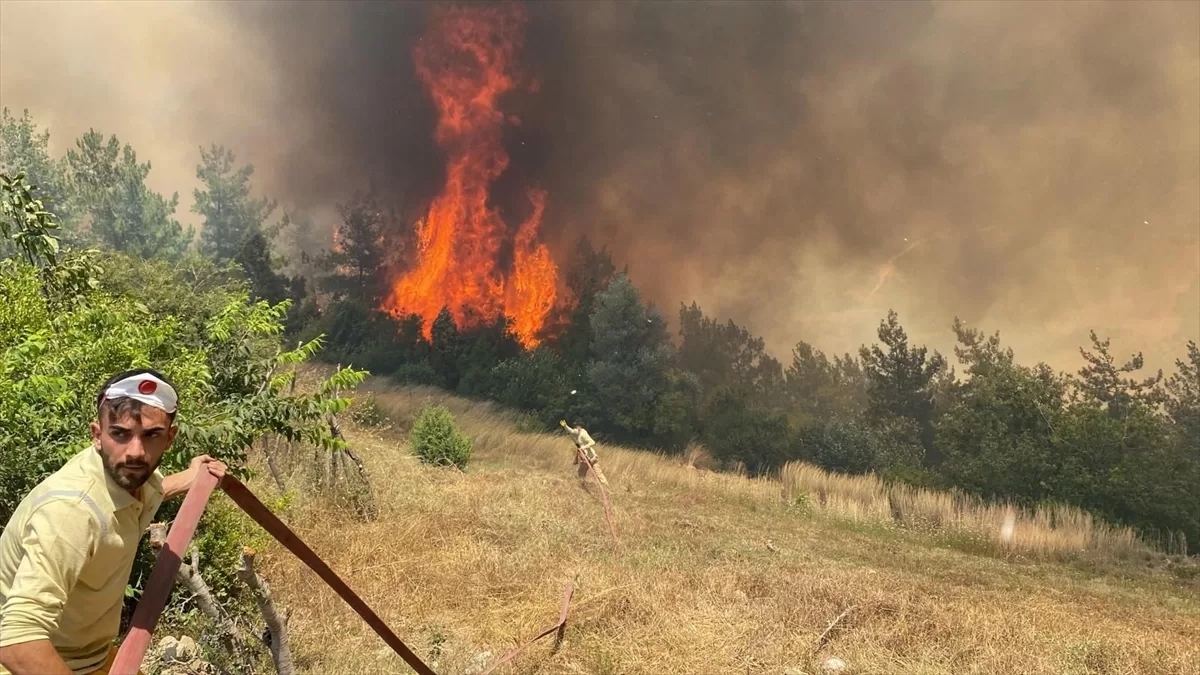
[0,447,163,675]
[566,427,597,460]
[566,426,595,448]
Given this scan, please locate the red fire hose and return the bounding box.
[110,472,436,675]
[110,473,576,675]
[111,471,219,674]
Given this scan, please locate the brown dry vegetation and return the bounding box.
[236,380,1200,675]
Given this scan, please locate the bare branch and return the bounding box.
[238,547,295,675]
[814,604,858,654]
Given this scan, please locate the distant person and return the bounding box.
[0,369,227,675]
[559,420,609,486]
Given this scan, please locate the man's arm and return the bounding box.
[161,455,228,501]
[559,421,582,444]
[0,640,73,675]
[0,502,94,675]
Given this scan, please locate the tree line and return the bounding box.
[2,108,1197,554]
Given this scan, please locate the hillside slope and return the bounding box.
[244,384,1200,675]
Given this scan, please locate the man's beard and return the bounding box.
[100,450,159,491]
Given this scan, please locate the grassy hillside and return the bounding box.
[237,379,1200,675]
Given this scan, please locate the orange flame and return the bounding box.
[382,3,559,348]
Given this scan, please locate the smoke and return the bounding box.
[2,0,1197,371]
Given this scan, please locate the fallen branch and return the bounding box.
[238,547,295,675]
[814,604,858,654]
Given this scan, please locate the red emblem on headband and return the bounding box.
[138,380,158,395]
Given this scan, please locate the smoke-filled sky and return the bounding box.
[2,0,1198,373]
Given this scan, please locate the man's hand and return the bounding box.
[188,454,228,481]
[162,455,228,500]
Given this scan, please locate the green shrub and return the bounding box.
[410,404,472,470]
[351,393,389,428]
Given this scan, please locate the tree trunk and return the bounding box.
[263,436,287,492]
[238,547,295,675]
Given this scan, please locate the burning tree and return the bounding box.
[382,3,559,348]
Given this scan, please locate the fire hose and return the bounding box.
[577,447,619,544]
[110,471,574,675]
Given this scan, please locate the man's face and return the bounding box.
[91,403,177,492]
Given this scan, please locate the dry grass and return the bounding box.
[371,380,1159,561]
[239,380,1200,674]
[779,464,1155,560]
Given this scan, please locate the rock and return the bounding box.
[177,636,199,660]
[162,635,199,663]
[820,656,848,673]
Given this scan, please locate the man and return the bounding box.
[559,420,609,486]
[0,369,227,675]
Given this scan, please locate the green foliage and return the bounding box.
[0,109,79,241]
[192,144,293,305]
[1165,341,1200,441]
[410,404,472,470]
[701,387,792,474]
[556,236,617,370]
[491,347,571,416]
[931,320,1200,551]
[235,230,291,305]
[320,191,394,304]
[430,307,461,389]
[786,342,868,424]
[936,319,1066,501]
[1,172,61,266]
[0,254,364,516]
[582,274,681,447]
[278,209,327,281]
[860,310,948,465]
[795,414,925,480]
[454,318,522,398]
[1076,330,1165,414]
[678,302,786,409]
[98,252,248,342]
[391,361,442,386]
[193,144,275,263]
[303,300,430,377]
[1052,335,1197,550]
[649,368,701,451]
[65,130,193,259]
[1,110,65,199]
[351,394,390,428]
[794,417,879,475]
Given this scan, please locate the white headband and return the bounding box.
[104,373,178,414]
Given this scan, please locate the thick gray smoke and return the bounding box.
[2,1,1197,371]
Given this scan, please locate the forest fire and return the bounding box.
[381,3,560,348]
